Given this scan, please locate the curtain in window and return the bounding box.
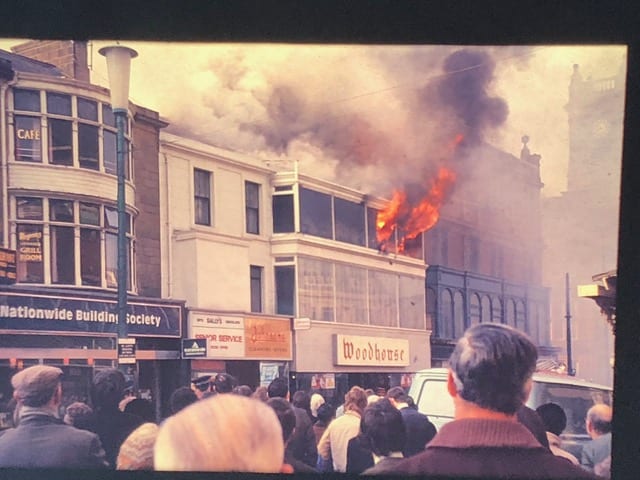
[399,275,425,329]
[335,263,368,325]
[298,257,334,321]
[368,270,397,328]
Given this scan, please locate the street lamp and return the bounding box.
[99,45,137,354]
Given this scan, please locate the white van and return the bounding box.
[408,368,612,459]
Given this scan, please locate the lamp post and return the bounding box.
[99,45,137,360]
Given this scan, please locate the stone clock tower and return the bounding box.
[543,61,625,386]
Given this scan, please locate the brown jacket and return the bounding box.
[394,418,598,479]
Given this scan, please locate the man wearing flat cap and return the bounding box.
[0,365,109,468]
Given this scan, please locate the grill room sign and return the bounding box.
[334,334,410,367]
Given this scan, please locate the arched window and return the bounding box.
[505,299,516,327]
[491,296,503,323]
[453,290,465,338]
[427,287,437,331]
[469,293,481,326]
[528,302,539,343]
[515,300,527,332]
[481,295,491,323]
[439,289,454,339]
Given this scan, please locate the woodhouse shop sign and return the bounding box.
[334,334,410,367]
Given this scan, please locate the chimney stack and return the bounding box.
[11,40,90,82]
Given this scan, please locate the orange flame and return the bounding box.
[376,166,457,253]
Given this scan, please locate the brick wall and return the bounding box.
[132,105,168,297]
[11,40,89,82]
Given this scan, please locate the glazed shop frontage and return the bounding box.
[0,287,186,425]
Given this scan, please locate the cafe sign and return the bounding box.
[334,334,410,367]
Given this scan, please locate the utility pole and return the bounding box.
[565,272,575,376]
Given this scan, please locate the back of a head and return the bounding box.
[154,394,284,472]
[386,386,408,403]
[310,393,325,417]
[536,402,567,436]
[361,398,406,457]
[252,386,269,402]
[213,373,236,394]
[448,323,538,415]
[587,403,613,435]
[344,386,368,415]
[91,368,126,411]
[170,387,198,415]
[11,365,62,408]
[124,398,155,423]
[232,385,253,397]
[117,422,159,470]
[292,390,310,411]
[268,377,289,399]
[316,403,334,423]
[64,401,93,426]
[267,397,297,443]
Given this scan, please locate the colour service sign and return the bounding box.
[334,334,410,367]
[189,312,292,360]
[0,292,181,337]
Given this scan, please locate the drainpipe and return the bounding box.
[0,76,16,248]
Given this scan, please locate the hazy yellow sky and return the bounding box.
[0,39,626,197]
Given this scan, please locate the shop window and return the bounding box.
[275,265,295,316]
[335,263,367,324]
[14,116,42,162]
[46,92,72,116]
[103,130,117,174]
[78,98,98,121]
[78,123,99,170]
[13,88,40,112]
[16,224,44,283]
[50,225,75,284]
[273,194,294,233]
[250,265,263,313]
[194,168,212,226]
[298,257,334,321]
[368,270,397,327]
[399,275,425,329]
[426,287,437,331]
[366,206,379,249]
[334,197,365,246]
[299,187,332,239]
[48,118,73,165]
[245,181,260,234]
[14,197,134,289]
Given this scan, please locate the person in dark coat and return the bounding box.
[346,432,374,473]
[517,403,551,450]
[267,377,317,468]
[386,386,437,457]
[0,365,108,468]
[394,324,597,479]
[267,397,318,473]
[80,368,144,468]
[361,398,407,475]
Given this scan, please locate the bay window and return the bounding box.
[14,196,134,289]
[12,88,131,178]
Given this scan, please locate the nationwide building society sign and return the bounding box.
[0,291,181,337]
[182,338,207,358]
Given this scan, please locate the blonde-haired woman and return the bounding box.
[154,394,288,472]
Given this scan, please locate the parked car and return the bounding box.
[408,368,612,459]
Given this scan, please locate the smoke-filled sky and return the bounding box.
[0,40,627,198]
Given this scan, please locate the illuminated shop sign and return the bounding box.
[334,334,410,367]
[0,292,181,337]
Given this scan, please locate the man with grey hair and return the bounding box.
[395,324,596,478]
[0,365,109,468]
[581,403,612,477]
